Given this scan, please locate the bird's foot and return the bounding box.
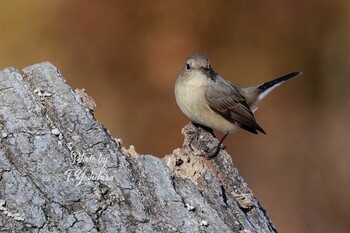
[188,122,227,159]
[191,121,215,137]
[206,144,226,160]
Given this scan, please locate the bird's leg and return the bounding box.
[207,132,229,160]
[188,122,203,148]
[191,121,215,137]
[189,122,216,153]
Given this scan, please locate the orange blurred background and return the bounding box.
[1,1,349,232]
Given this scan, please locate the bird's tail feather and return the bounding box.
[257,71,302,101]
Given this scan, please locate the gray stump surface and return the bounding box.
[0,62,276,232]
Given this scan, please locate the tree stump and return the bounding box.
[0,62,276,232]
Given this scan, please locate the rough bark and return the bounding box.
[0,62,276,232]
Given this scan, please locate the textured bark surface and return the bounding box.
[0,62,276,232]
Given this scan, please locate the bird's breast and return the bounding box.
[175,75,237,133]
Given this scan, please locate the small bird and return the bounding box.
[175,54,301,158]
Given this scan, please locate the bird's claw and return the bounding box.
[206,146,220,160]
[206,144,226,160]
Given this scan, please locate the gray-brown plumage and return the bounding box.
[175,54,301,158]
[204,76,265,134]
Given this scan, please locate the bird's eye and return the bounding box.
[185,63,191,71]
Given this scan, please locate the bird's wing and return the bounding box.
[204,78,265,134]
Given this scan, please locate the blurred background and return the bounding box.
[1,1,349,232]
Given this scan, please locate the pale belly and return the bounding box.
[175,79,237,133]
